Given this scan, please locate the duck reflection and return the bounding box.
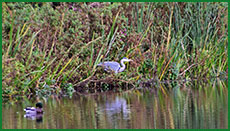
[24,113,43,123]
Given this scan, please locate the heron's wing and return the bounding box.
[97,62,103,66]
[101,62,120,72]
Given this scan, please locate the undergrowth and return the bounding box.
[2,2,228,99]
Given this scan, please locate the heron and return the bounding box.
[97,57,132,73]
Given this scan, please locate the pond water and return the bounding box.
[2,79,228,129]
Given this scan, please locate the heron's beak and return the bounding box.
[129,59,133,62]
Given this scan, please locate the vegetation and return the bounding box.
[2,2,228,99]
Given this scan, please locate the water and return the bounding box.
[2,79,228,129]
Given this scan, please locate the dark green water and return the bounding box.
[2,80,228,129]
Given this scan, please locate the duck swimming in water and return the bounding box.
[24,102,43,114]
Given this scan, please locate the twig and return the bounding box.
[179,63,197,76]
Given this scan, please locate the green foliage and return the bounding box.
[62,83,75,98]
[2,2,227,100]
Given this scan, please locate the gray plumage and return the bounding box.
[97,57,132,73]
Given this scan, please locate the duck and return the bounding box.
[24,102,43,114]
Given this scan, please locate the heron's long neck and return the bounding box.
[118,59,126,72]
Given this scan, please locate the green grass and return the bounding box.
[2,2,228,100]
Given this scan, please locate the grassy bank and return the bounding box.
[2,2,228,99]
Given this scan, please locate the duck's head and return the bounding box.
[36,102,43,109]
[35,102,43,113]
